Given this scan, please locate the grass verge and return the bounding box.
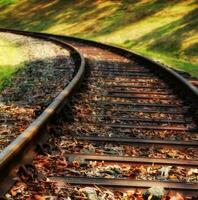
[0,38,25,89]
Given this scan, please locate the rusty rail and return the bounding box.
[0,29,85,195]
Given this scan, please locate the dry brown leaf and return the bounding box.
[33,195,46,200]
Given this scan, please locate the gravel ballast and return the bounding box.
[0,32,75,151]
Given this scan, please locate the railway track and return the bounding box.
[0,29,197,199]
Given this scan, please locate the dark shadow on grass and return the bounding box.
[184,43,198,57]
[0,56,74,107]
[149,8,198,55]
[0,0,183,35]
[0,0,98,32]
[84,0,181,38]
[124,6,198,59]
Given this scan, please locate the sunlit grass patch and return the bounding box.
[0,0,15,6]
[0,38,25,89]
[132,47,198,78]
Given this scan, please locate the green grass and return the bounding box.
[0,38,25,89]
[132,47,198,77]
[0,0,197,77]
[0,0,14,6]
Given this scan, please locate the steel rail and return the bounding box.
[0,29,85,195]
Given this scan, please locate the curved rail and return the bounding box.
[0,29,85,195]
[57,35,198,109]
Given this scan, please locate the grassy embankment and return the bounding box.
[0,0,197,77]
[0,37,25,89]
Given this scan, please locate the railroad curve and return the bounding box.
[0,29,197,199]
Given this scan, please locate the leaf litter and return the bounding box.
[6,37,198,200]
[0,32,75,151]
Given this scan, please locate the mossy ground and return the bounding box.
[0,0,197,77]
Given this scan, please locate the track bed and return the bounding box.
[0,30,197,200]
